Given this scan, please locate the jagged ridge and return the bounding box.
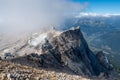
[7,27,113,77]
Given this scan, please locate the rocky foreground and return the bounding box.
[0,61,90,80]
[0,27,120,80]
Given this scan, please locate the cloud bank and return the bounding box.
[75,12,120,18]
[0,0,87,34]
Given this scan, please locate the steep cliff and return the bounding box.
[6,27,113,77]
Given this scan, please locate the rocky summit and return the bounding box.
[0,27,119,80]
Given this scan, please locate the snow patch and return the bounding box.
[28,33,47,47]
[28,28,61,47]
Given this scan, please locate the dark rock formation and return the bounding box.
[96,51,113,70]
[10,27,113,76]
[4,53,15,59]
[96,51,113,77]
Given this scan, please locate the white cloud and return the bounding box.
[0,0,86,34]
[75,12,120,18]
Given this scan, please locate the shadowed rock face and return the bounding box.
[96,51,113,71]
[10,27,112,76]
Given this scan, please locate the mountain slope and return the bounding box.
[0,27,119,80]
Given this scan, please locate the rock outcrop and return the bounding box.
[8,27,113,77]
[96,51,114,76]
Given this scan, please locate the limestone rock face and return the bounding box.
[10,27,112,76]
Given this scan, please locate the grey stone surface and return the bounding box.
[9,27,113,76]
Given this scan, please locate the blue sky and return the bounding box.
[71,0,120,14]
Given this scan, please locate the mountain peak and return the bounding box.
[0,27,114,78]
